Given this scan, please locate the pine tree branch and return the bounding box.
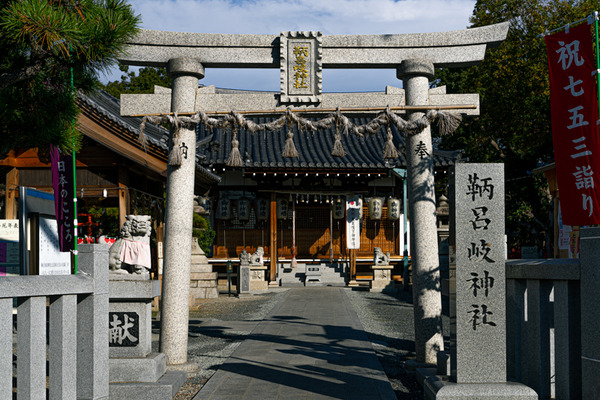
[0,63,44,90]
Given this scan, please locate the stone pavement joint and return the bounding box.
[193,287,396,400]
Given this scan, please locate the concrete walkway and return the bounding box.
[193,287,397,400]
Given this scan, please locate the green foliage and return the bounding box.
[192,213,216,255]
[436,0,599,249]
[102,65,171,98]
[0,0,140,156]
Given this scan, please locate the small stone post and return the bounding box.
[77,243,109,399]
[397,59,444,365]
[579,227,600,398]
[159,58,204,367]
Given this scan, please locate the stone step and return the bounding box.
[190,263,212,272]
[109,370,186,400]
[190,272,217,280]
[279,263,348,287]
[110,352,166,383]
[190,279,218,288]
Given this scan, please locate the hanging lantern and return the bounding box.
[387,198,401,220]
[255,198,269,221]
[277,198,288,219]
[333,199,345,219]
[368,197,383,220]
[358,196,363,220]
[217,198,231,220]
[237,198,251,221]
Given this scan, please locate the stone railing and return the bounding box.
[0,244,109,400]
[506,258,581,399]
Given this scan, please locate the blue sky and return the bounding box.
[103,0,477,91]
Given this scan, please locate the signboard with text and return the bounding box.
[545,22,600,226]
[19,187,71,275]
[346,195,361,249]
[38,217,71,275]
[453,163,506,384]
[0,220,19,276]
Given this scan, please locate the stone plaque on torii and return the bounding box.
[118,22,508,369]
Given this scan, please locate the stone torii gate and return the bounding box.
[118,22,508,368]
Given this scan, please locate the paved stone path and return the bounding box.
[193,287,397,400]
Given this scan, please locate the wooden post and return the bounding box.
[118,166,130,227]
[269,192,278,286]
[350,249,357,282]
[5,168,18,219]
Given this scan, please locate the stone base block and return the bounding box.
[305,279,323,286]
[109,280,157,358]
[110,352,166,383]
[424,375,538,400]
[109,370,186,400]
[167,361,200,376]
[190,287,218,304]
[250,267,268,291]
[190,272,217,281]
[369,280,396,292]
[250,280,268,291]
[370,265,394,292]
[190,270,218,302]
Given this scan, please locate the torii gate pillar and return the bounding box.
[160,58,204,367]
[397,59,443,365]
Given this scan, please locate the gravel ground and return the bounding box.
[155,287,426,400]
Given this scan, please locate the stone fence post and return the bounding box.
[579,227,600,398]
[77,243,110,400]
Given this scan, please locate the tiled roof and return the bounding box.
[197,115,460,171]
[79,90,460,173]
[78,90,221,184]
[78,90,169,151]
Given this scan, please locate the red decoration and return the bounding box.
[546,22,600,226]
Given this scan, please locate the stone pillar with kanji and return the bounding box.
[397,59,444,365]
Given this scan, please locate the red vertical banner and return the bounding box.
[50,145,75,252]
[546,22,600,226]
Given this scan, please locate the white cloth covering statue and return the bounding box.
[108,215,152,277]
[250,247,264,266]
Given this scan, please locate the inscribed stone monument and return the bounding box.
[238,251,251,294]
[424,163,536,399]
[454,163,506,383]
